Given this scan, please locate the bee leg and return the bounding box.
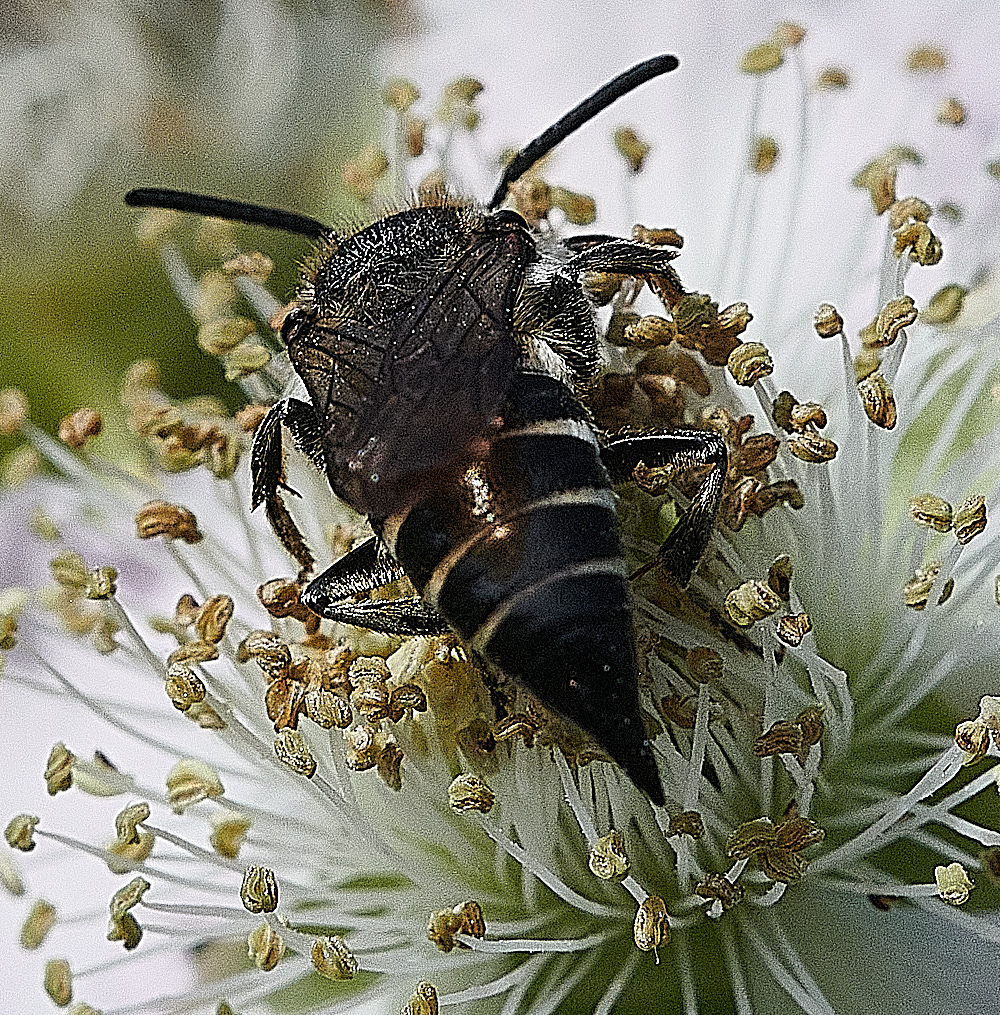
[601,429,728,585]
[567,238,681,275]
[250,397,327,506]
[302,537,451,636]
[567,239,686,305]
[250,398,328,576]
[562,233,626,251]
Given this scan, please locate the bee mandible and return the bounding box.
[126,54,728,805]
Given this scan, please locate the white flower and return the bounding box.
[4,13,1000,1015]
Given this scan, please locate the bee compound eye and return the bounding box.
[279,307,305,340]
[491,209,529,231]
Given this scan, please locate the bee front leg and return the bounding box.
[601,429,728,585]
[567,237,682,280]
[302,537,451,637]
[250,397,328,576]
[250,398,327,506]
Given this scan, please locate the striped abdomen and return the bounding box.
[380,371,662,801]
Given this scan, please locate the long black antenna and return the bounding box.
[487,53,679,210]
[124,187,330,239]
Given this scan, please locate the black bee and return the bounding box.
[126,55,727,806]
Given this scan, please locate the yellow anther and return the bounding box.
[210,810,252,859]
[220,250,274,283]
[772,22,805,46]
[274,729,317,778]
[196,316,255,355]
[448,773,495,813]
[696,873,744,909]
[726,817,778,859]
[383,77,420,112]
[5,813,40,851]
[937,97,966,126]
[954,495,987,544]
[787,431,838,463]
[668,811,705,838]
[776,612,812,646]
[907,46,948,72]
[241,865,279,914]
[377,741,405,791]
[934,862,974,905]
[0,388,29,433]
[400,981,439,1015]
[589,830,630,881]
[887,196,933,229]
[20,899,57,950]
[44,958,73,1007]
[775,815,826,852]
[858,372,898,430]
[135,501,203,543]
[909,494,953,532]
[633,895,670,952]
[753,719,803,758]
[114,802,151,846]
[57,407,103,449]
[815,67,850,90]
[954,719,990,761]
[344,724,383,771]
[893,221,943,265]
[238,630,293,679]
[109,876,150,920]
[813,303,844,338]
[194,595,234,644]
[427,900,486,952]
[727,342,773,386]
[750,135,779,174]
[614,127,650,173]
[312,935,359,980]
[105,830,154,874]
[248,920,286,971]
[165,758,224,813]
[45,742,76,796]
[165,664,206,711]
[223,343,271,380]
[860,296,918,348]
[740,41,784,75]
[551,187,597,225]
[726,580,782,627]
[922,284,967,325]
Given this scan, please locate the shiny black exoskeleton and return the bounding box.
[126,55,728,805]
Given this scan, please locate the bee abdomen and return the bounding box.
[483,570,635,709]
[432,498,626,641]
[387,367,633,675]
[390,371,625,642]
[386,371,663,803]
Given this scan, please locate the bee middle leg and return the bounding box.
[601,429,728,585]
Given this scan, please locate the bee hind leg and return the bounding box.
[302,537,451,636]
[601,429,728,585]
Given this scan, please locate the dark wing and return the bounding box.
[291,220,533,518]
